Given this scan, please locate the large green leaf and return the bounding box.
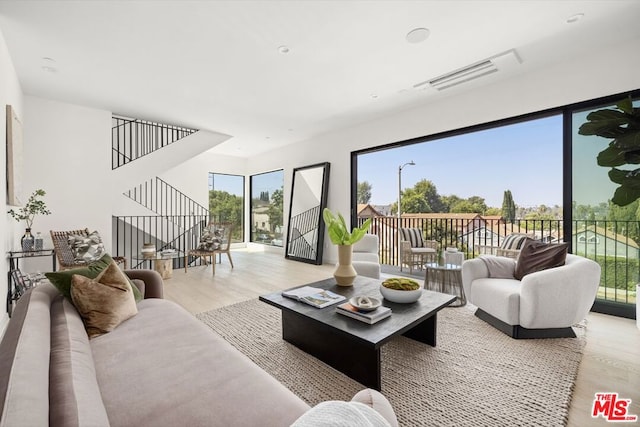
[617,97,634,114]
[597,144,629,167]
[624,150,640,164]
[578,122,626,138]
[608,168,640,189]
[613,132,640,149]
[611,184,640,206]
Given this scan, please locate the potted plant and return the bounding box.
[7,189,51,251]
[579,96,640,328]
[323,208,372,286]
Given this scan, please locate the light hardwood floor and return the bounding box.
[166,249,640,426]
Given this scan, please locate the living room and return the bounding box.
[1,1,639,426]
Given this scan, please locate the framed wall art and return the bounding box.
[6,104,23,206]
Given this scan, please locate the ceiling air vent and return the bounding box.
[414,49,522,91]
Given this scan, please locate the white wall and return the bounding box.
[249,37,640,264]
[0,27,23,332]
[23,96,113,252]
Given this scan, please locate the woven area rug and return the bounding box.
[196,299,585,426]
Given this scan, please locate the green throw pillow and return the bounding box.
[46,253,143,302]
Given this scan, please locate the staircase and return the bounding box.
[111,115,221,268]
[112,115,198,169]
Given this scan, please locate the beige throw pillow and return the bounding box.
[70,261,138,338]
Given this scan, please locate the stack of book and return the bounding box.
[336,302,391,324]
[282,286,346,308]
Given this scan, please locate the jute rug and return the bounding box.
[197,299,585,426]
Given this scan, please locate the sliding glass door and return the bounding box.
[570,96,639,317]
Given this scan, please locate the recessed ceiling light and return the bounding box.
[370,94,379,99]
[41,57,58,72]
[278,45,290,54]
[566,13,584,24]
[406,28,430,44]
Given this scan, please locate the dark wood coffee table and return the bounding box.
[259,276,455,390]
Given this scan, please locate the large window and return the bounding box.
[352,89,639,318]
[571,97,640,312]
[208,173,244,243]
[250,170,284,246]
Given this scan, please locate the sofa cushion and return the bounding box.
[479,255,516,279]
[400,228,424,248]
[49,295,110,426]
[0,285,57,427]
[70,263,138,338]
[500,233,530,251]
[68,230,105,263]
[291,401,392,426]
[46,253,143,302]
[514,239,568,280]
[90,298,309,427]
[352,389,399,427]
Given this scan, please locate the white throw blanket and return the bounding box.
[291,401,392,427]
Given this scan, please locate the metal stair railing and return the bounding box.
[112,115,198,169]
[124,177,210,220]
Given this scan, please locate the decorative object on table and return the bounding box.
[322,208,371,286]
[348,296,381,312]
[7,189,51,251]
[578,97,640,206]
[336,302,391,324]
[21,229,35,251]
[380,277,422,303]
[285,162,330,265]
[141,242,156,259]
[281,285,346,308]
[34,232,44,250]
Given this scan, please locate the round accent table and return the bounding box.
[424,262,466,307]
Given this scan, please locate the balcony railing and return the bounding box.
[358,216,638,308]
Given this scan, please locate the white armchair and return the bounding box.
[352,234,381,279]
[461,254,601,338]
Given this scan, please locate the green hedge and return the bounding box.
[593,255,639,291]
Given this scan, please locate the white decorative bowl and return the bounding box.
[379,284,422,303]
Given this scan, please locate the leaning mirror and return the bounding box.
[285,162,330,265]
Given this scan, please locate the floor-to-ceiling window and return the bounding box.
[352,89,639,318]
[250,169,284,246]
[571,96,640,317]
[208,173,244,243]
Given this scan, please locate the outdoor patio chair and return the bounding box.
[476,233,531,260]
[400,227,438,273]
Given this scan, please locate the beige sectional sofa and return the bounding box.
[0,269,397,426]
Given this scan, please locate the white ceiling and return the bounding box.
[1,1,639,157]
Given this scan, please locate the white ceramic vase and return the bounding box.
[334,245,357,286]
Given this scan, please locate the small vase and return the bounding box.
[34,232,44,251]
[334,244,357,286]
[21,228,35,252]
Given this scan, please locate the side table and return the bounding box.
[424,262,466,307]
[133,251,182,280]
[7,249,56,316]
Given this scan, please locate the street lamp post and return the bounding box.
[398,161,415,270]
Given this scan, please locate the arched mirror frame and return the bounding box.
[285,162,330,265]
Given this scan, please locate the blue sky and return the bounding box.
[358,115,565,208]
